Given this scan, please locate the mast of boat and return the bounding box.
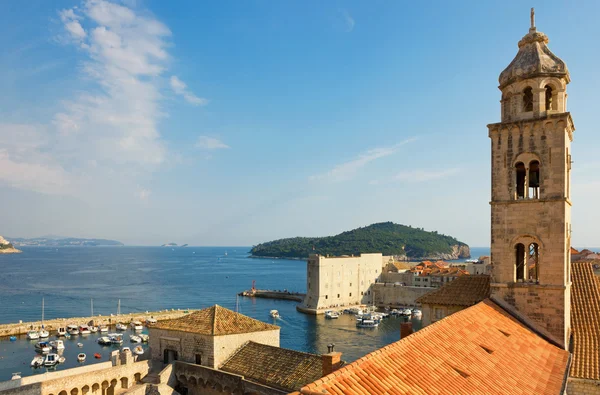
[117,299,121,315]
[41,297,45,329]
[91,298,94,317]
[235,294,240,313]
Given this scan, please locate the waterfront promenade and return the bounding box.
[0,309,195,337]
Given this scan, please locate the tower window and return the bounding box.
[529,160,540,199]
[515,162,526,199]
[523,87,533,112]
[528,243,539,282]
[545,85,553,111]
[515,243,526,282]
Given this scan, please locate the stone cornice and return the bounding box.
[490,197,572,207]
[488,112,574,141]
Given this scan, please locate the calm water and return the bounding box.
[0,246,489,381]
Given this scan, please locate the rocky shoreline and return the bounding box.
[0,247,21,254]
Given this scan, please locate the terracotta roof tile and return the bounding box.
[153,305,279,335]
[570,262,600,380]
[415,275,490,307]
[299,299,569,395]
[220,341,322,392]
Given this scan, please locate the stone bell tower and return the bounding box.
[488,9,574,349]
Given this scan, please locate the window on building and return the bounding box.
[515,162,526,199]
[528,243,539,282]
[337,294,340,298]
[195,354,202,365]
[545,85,553,111]
[529,160,540,199]
[361,291,364,295]
[325,295,328,299]
[523,87,533,112]
[434,308,444,320]
[515,243,526,282]
[349,283,352,287]
[368,291,371,295]
[349,293,352,297]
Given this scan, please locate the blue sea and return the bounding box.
[0,246,490,381]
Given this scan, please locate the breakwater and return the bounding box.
[238,289,305,302]
[0,309,196,338]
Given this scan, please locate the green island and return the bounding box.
[250,222,470,260]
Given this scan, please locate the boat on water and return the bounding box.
[356,317,379,328]
[94,353,101,359]
[145,317,157,325]
[97,336,111,345]
[34,341,51,353]
[269,310,280,319]
[324,310,340,319]
[77,353,86,362]
[49,340,65,350]
[139,334,149,342]
[122,347,131,353]
[56,327,67,337]
[58,356,66,364]
[130,321,143,331]
[401,308,412,316]
[39,329,49,338]
[27,331,39,340]
[9,336,17,341]
[67,325,79,335]
[89,326,98,333]
[77,343,83,348]
[44,353,59,367]
[11,373,21,380]
[99,325,109,333]
[130,335,142,343]
[345,307,363,315]
[109,334,123,345]
[390,309,401,316]
[31,356,45,367]
[115,323,127,331]
[133,346,144,355]
[78,325,91,335]
[411,308,422,318]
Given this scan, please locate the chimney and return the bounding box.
[400,322,413,339]
[322,344,342,377]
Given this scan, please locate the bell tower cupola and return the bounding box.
[488,9,574,349]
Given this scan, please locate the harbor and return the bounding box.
[238,288,305,303]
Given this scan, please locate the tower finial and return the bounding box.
[530,8,535,30]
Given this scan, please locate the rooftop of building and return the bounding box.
[152,305,279,336]
[570,262,600,380]
[415,275,490,307]
[299,299,569,395]
[415,267,469,277]
[220,341,324,392]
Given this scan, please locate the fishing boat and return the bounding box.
[99,325,109,333]
[139,334,149,342]
[27,331,39,340]
[269,310,280,319]
[130,321,143,331]
[34,341,51,353]
[89,326,98,333]
[31,356,44,368]
[67,325,79,335]
[115,323,127,331]
[97,336,111,345]
[325,310,340,319]
[56,327,67,337]
[77,353,86,362]
[44,353,59,367]
[133,346,144,355]
[109,334,123,345]
[145,317,157,325]
[77,343,84,348]
[356,317,379,328]
[78,325,91,335]
[94,353,102,359]
[49,340,65,350]
[130,335,142,343]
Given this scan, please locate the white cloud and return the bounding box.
[196,136,230,150]
[310,137,416,182]
[395,168,461,182]
[170,76,208,106]
[136,187,151,201]
[341,10,355,32]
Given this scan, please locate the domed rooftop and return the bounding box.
[499,9,569,89]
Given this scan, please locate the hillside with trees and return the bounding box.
[250,222,470,260]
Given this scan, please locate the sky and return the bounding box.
[1,0,600,247]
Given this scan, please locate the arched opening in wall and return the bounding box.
[515,162,526,199]
[134,373,141,383]
[515,243,526,282]
[523,87,533,112]
[71,388,79,395]
[92,383,100,394]
[529,160,540,199]
[163,348,178,364]
[100,381,108,395]
[81,385,90,395]
[528,243,540,282]
[195,353,202,365]
[59,391,67,395]
[545,85,553,110]
[107,379,117,395]
[120,377,128,389]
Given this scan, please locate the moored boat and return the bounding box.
[356,317,379,328]
[115,323,127,331]
[99,325,109,333]
[34,341,51,353]
[31,355,44,368]
[49,340,65,350]
[411,308,422,318]
[401,308,412,316]
[78,353,86,362]
[39,329,49,338]
[94,353,101,359]
[11,373,21,380]
[67,325,79,335]
[133,346,144,355]
[130,335,142,343]
[58,356,66,364]
[78,325,91,335]
[9,336,17,341]
[324,310,340,319]
[109,334,123,345]
[139,334,149,342]
[130,321,143,331]
[89,326,98,333]
[269,310,280,319]
[145,317,157,325]
[44,353,59,366]
[27,331,39,340]
[97,336,111,345]
[56,327,67,337]
[77,343,84,348]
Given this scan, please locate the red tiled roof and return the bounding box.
[570,262,600,380]
[416,275,490,307]
[299,299,569,395]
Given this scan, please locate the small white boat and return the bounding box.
[122,347,131,353]
[401,308,412,316]
[390,309,401,316]
[97,336,111,345]
[58,356,66,364]
[325,310,340,319]
[139,334,149,342]
[356,318,379,328]
[411,308,422,318]
[133,345,144,355]
[11,373,21,380]
[44,353,59,366]
[77,343,83,348]
[39,329,49,338]
[145,317,157,325]
[27,331,39,340]
[109,334,123,345]
[49,340,65,350]
[78,325,91,335]
[130,321,143,331]
[31,355,45,367]
[67,325,79,335]
[116,323,127,331]
[77,353,86,362]
[99,325,109,333]
[89,326,98,333]
[34,341,51,353]
[56,327,67,337]
[130,335,142,343]
[269,310,280,319]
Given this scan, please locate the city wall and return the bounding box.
[371,283,433,308]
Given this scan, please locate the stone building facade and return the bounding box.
[298,253,383,313]
[488,13,573,349]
